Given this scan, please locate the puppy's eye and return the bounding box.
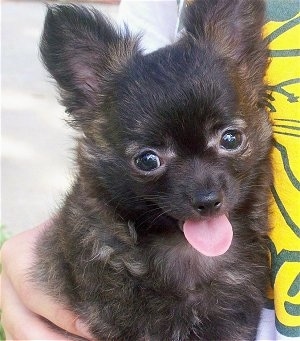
[220,130,243,150]
[135,151,161,171]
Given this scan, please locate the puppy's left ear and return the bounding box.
[40,5,140,124]
[184,0,269,106]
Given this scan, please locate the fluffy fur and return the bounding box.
[33,1,273,340]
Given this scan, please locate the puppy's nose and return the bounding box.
[193,191,223,215]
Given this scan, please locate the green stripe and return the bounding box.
[265,16,300,42]
[267,101,277,112]
[268,240,300,285]
[268,78,300,103]
[266,0,300,23]
[288,273,300,297]
[268,240,300,336]
[271,79,300,88]
[270,49,300,57]
[284,301,300,316]
[268,239,277,286]
[271,186,300,237]
[274,131,300,138]
[274,119,300,124]
[274,124,300,130]
[275,317,300,337]
[274,140,300,190]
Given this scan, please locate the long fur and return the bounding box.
[33,1,273,340]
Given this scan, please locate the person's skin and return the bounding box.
[0,221,94,340]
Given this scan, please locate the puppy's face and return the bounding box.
[80,44,272,252]
[41,4,272,253]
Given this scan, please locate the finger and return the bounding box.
[13,277,92,339]
[1,275,79,340]
[1,223,94,340]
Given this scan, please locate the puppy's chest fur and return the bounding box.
[36,184,264,341]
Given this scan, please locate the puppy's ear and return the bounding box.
[184,0,268,105]
[40,5,140,123]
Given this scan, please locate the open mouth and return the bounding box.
[179,214,233,257]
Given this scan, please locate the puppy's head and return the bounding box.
[41,2,272,256]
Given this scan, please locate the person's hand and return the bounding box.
[0,222,94,340]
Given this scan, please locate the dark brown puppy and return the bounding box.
[33,1,273,340]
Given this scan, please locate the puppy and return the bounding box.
[33,1,273,340]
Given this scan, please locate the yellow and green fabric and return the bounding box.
[265,1,300,338]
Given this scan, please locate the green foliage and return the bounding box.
[0,225,10,248]
[0,225,9,340]
[0,322,5,341]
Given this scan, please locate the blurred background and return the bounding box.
[1,0,179,237]
[1,1,120,236]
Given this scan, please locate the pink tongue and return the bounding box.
[183,215,233,257]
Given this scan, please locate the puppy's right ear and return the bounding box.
[40,5,140,124]
[183,0,268,107]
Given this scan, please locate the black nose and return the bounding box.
[193,191,223,215]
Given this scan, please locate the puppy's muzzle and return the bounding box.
[192,190,223,216]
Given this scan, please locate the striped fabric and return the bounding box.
[264,1,300,338]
